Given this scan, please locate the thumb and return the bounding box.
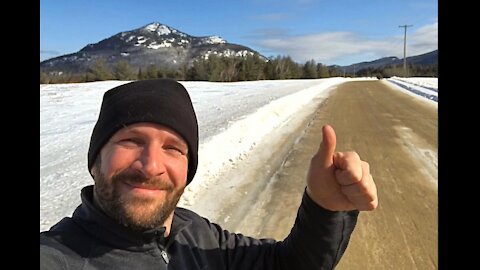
[316,124,337,166]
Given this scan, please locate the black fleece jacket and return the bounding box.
[40,185,358,270]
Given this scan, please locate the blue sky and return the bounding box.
[40,0,438,66]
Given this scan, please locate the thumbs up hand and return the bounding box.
[306,125,378,211]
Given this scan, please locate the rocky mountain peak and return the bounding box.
[40,22,265,74]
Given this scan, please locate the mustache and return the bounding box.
[112,171,174,190]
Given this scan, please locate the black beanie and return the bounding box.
[88,78,199,185]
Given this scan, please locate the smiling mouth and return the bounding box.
[130,184,159,190]
[123,181,173,192]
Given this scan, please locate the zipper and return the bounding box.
[155,229,170,264]
[156,212,192,265]
[160,249,170,264]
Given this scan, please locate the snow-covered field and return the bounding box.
[40,77,437,231]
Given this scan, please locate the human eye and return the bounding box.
[164,144,187,156]
[117,137,143,148]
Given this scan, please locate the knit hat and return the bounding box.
[87,78,199,185]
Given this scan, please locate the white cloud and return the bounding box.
[254,22,438,66]
[409,21,438,55]
[257,32,390,65]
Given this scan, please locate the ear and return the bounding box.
[90,153,102,179]
[90,162,98,179]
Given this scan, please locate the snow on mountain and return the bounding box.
[40,22,262,74]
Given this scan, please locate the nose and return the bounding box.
[137,143,167,178]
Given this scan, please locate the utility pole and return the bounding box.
[399,24,413,77]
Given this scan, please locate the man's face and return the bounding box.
[91,122,189,231]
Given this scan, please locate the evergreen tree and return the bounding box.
[274,56,289,79]
[302,59,317,79]
[113,60,136,80]
[316,63,330,78]
[87,58,112,81]
[328,66,341,77]
[219,57,239,82]
[187,59,209,81]
[40,71,49,84]
[263,58,276,80]
[238,55,265,81]
[206,55,223,81]
[138,67,148,80]
[146,64,159,79]
[175,64,189,81]
[285,57,302,79]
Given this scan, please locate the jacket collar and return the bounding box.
[72,185,191,251]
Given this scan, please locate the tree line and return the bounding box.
[355,64,438,78]
[40,54,437,84]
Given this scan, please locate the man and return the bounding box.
[40,78,378,269]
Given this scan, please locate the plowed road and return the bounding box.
[197,80,438,269]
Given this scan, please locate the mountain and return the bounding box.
[337,50,438,74]
[40,22,266,74]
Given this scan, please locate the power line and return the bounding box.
[398,24,413,77]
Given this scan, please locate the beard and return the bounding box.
[92,161,185,232]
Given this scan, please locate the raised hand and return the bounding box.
[306,124,378,211]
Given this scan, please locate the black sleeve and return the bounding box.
[213,190,359,270]
[40,235,68,270]
[277,191,359,269]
